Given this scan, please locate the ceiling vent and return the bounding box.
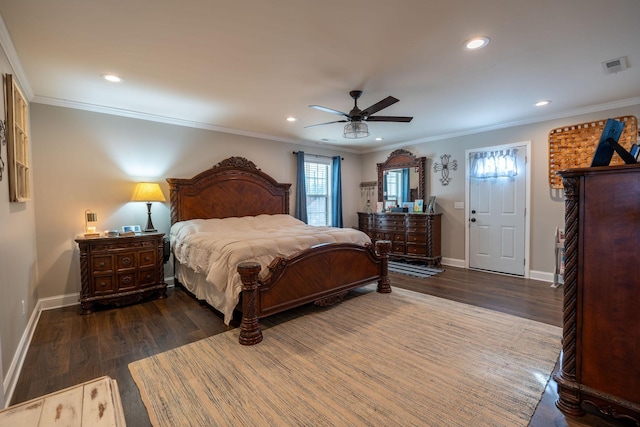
[602,56,628,75]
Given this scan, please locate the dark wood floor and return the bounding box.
[11,267,634,426]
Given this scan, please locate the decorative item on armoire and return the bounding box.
[433,154,457,185]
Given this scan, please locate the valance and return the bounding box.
[470,149,518,179]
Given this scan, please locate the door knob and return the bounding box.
[471,210,476,214]
[470,218,476,222]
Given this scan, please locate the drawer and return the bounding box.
[406,234,426,244]
[92,256,113,272]
[117,272,136,291]
[116,253,136,270]
[393,233,405,242]
[391,243,405,253]
[375,232,394,241]
[407,245,427,255]
[92,276,114,294]
[139,267,156,286]
[138,249,156,268]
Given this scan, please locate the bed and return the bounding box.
[167,156,391,345]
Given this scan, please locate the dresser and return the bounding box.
[358,212,442,266]
[555,164,640,424]
[75,233,167,314]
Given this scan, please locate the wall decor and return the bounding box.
[433,154,457,185]
[547,115,637,189]
[359,181,377,212]
[5,74,31,201]
[0,119,6,181]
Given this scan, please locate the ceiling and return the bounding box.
[0,0,638,152]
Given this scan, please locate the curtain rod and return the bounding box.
[292,151,344,160]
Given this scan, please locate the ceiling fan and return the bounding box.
[306,90,413,138]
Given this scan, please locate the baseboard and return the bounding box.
[529,270,555,284]
[440,257,465,268]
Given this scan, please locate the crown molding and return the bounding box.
[0,13,34,100]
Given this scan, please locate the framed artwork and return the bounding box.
[413,199,424,212]
[402,202,414,210]
[122,225,141,233]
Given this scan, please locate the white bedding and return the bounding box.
[170,214,371,324]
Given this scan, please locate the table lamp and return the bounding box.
[131,182,166,232]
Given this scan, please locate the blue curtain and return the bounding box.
[295,152,308,223]
[402,168,411,204]
[331,156,343,227]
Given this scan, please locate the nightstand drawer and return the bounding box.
[138,250,156,268]
[92,276,114,294]
[116,253,136,270]
[139,268,156,286]
[92,256,113,272]
[117,273,136,291]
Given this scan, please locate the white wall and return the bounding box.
[361,103,640,274]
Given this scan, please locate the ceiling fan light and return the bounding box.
[343,121,369,139]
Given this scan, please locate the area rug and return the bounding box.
[129,287,561,427]
[388,260,444,278]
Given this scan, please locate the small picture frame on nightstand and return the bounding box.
[122,225,141,236]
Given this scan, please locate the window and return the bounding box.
[384,169,403,204]
[5,74,31,202]
[304,159,332,226]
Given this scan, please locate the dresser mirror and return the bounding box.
[377,149,426,208]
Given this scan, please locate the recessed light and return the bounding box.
[375,137,383,141]
[535,100,551,107]
[464,36,490,51]
[286,117,297,122]
[102,74,123,83]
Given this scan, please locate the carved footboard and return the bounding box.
[237,240,391,345]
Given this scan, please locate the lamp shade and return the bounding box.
[131,182,166,202]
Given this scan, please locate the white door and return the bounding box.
[467,143,528,276]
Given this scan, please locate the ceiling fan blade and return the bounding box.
[360,96,399,117]
[304,120,348,129]
[366,115,413,123]
[309,105,350,118]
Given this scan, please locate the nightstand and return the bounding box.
[75,233,167,314]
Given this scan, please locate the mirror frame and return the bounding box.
[377,149,426,204]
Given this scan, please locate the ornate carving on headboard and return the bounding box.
[215,156,259,170]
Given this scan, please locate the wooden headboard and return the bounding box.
[167,156,292,224]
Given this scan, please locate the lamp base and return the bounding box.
[144,202,157,233]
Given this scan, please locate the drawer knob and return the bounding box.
[122,257,132,266]
[99,262,106,268]
[122,276,132,284]
[99,282,106,288]
[144,256,151,262]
